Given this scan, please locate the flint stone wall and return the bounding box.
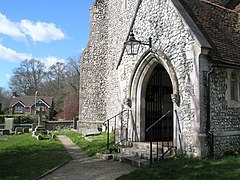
[79,0,205,157]
[79,0,240,157]
[79,0,109,125]
[210,67,240,157]
[107,0,205,156]
[44,121,73,131]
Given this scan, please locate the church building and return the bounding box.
[78,0,240,158]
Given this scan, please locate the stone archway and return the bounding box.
[128,50,179,142]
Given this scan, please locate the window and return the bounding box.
[36,105,45,112]
[15,106,23,113]
[230,71,238,101]
[226,70,240,107]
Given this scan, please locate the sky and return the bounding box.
[0,0,94,90]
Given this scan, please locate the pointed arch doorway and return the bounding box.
[145,64,173,141]
[129,51,178,143]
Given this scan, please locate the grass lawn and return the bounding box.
[0,133,72,180]
[118,155,240,180]
[2,130,239,180]
[55,130,114,156]
[58,130,240,179]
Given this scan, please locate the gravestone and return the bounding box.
[32,107,46,138]
[15,127,23,134]
[81,128,100,137]
[22,127,29,133]
[4,118,14,131]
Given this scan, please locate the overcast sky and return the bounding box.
[0,0,93,89]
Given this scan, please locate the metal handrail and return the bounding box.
[146,109,175,163]
[103,110,129,125]
[146,110,174,133]
[103,110,129,150]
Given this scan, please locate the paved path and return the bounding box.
[40,135,137,180]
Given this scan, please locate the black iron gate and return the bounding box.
[145,64,173,141]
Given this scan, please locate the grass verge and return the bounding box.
[117,156,240,180]
[0,133,72,180]
[55,130,114,156]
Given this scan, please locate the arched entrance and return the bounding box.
[145,64,173,141]
[129,50,179,143]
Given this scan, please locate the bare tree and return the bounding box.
[9,59,45,95]
[41,56,80,115]
[42,62,67,112]
[64,56,80,95]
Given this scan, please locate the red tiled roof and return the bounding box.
[180,0,240,66]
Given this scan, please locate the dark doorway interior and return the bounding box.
[145,64,173,141]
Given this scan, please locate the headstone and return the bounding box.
[15,127,23,134]
[81,129,100,137]
[78,128,88,134]
[4,118,14,130]
[22,127,29,133]
[32,107,46,139]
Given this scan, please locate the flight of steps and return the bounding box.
[118,142,174,168]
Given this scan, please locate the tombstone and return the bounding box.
[22,127,29,133]
[4,118,14,131]
[32,107,46,137]
[15,127,23,134]
[81,129,100,137]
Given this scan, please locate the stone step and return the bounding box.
[119,146,166,160]
[120,147,151,159]
[119,155,150,168]
[132,141,173,151]
[118,142,176,167]
[121,143,170,156]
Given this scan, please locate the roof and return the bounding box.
[9,96,53,108]
[180,0,240,66]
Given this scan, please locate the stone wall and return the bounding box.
[105,0,136,119]
[1,121,74,131]
[79,0,109,125]
[107,0,206,156]
[44,121,73,131]
[210,67,240,156]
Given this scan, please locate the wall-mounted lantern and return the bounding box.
[124,30,152,55]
